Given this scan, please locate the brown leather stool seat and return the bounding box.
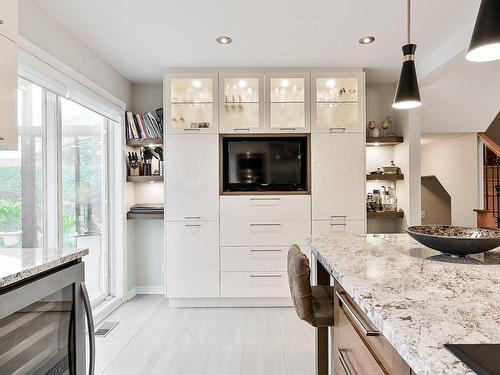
[287,244,334,328]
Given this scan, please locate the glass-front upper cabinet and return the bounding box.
[311,72,364,133]
[265,73,310,132]
[166,73,218,133]
[219,73,264,133]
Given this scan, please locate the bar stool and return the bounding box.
[287,244,334,375]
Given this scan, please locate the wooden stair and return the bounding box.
[476,133,500,229]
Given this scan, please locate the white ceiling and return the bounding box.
[33,0,481,84]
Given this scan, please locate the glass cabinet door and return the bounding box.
[219,74,264,132]
[266,74,309,132]
[167,74,217,133]
[312,73,363,133]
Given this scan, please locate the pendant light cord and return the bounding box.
[407,0,411,44]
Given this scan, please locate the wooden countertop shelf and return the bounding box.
[366,173,404,181]
[366,136,403,146]
[127,211,164,220]
[367,211,404,219]
[126,175,164,183]
[126,138,163,147]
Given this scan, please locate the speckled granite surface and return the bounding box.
[307,233,500,375]
[0,248,89,288]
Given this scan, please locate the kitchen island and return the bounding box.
[308,233,500,375]
[0,247,90,374]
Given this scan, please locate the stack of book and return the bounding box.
[126,111,163,140]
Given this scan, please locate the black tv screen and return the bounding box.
[222,136,308,192]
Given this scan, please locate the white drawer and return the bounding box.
[312,220,365,235]
[220,272,290,297]
[220,195,310,221]
[220,220,310,246]
[221,246,287,272]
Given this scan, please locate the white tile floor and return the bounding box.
[95,295,315,375]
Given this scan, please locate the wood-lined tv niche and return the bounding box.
[220,134,311,195]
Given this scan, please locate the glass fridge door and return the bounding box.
[0,284,75,374]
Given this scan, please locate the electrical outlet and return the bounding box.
[421,210,426,219]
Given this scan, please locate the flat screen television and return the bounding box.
[222,136,308,192]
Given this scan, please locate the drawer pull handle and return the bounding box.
[250,197,281,201]
[183,128,201,131]
[329,127,346,132]
[331,215,347,218]
[234,128,250,132]
[330,223,347,226]
[336,291,380,336]
[185,216,201,219]
[250,274,282,278]
[250,223,281,226]
[337,348,354,375]
[250,249,282,252]
[0,20,4,25]
[184,224,201,227]
[280,128,296,131]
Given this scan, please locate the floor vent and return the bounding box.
[95,321,119,337]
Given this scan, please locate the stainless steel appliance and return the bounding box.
[445,344,500,375]
[0,262,94,375]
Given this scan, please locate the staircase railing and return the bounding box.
[479,132,500,228]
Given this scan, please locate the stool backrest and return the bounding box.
[287,245,314,324]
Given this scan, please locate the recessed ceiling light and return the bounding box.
[359,36,375,44]
[216,36,232,45]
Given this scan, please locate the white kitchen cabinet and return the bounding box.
[0,35,17,151]
[0,0,17,42]
[311,71,364,133]
[219,73,265,133]
[165,134,219,220]
[312,220,365,235]
[220,220,310,246]
[312,133,365,221]
[165,72,218,134]
[220,195,310,222]
[265,72,310,133]
[221,271,290,298]
[166,221,219,297]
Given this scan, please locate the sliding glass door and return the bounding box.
[61,98,110,305]
[0,78,114,307]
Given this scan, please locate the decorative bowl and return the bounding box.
[406,225,500,257]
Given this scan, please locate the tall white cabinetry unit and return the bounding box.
[0,0,18,151]
[311,71,366,235]
[165,73,220,301]
[165,69,365,307]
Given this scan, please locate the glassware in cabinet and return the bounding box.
[219,75,264,132]
[167,76,217,133]
[267,76,309,131]
[312,75,363,133]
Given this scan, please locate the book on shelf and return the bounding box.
[125,110,163,140]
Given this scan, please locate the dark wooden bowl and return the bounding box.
[406,225,500,257]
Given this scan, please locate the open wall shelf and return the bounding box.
[366,136,403,146]
[126,138,163,147]
[367,211,404,219]
[127,211,164,220]
[366,173,404,181]
[126,175,163,183]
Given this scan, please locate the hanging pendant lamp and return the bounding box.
[466,0,500,62]
[393,0,421,110]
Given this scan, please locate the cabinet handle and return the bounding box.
[280,128,296,131]
[183,128,201,131]
[250,274,282,278]
[234,128,250,132]
[337,348,354,375]
[330,223,347,226]
[329,127,346,132]
[250,197,281,201]
[184,224,201,227]
[81,282,95,375]
[331,215,347,218]
[0,20,4,25]
[336,291,380,336]
[184,216,201,219]
[250,223,281,226]
[250,249,282,252]
[0,137,4,141]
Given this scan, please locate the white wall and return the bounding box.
[18,0,132,106]
[131,84,163,113]
[366,83,396,133]
[421,133,479,226]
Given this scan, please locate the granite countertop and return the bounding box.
[0,248,89,288]
[307,233,500,375]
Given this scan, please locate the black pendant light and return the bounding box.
[466,0,500,62]
[393,0,421,110]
